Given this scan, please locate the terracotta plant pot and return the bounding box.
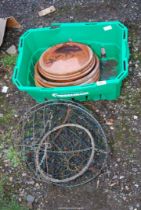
[34,42,100,87]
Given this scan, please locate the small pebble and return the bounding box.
[6,45,17,55]
[35,183,40,188]
[136,203,140,208]
[4,163,9,167]
[19,189,25,196]
[117,158,121,162]
[19,197,22,202]
[112,175,118,179]
[70,16,74,20]
[27,180,35,185]
[26,195,35,203]
[119,176,125,179]
[133,115,138,120]
[0,113,3,118]
[9,177,13,182]
[1,86,8,93]
[132,168,138,172]
[135,184,139,188]
[125,185,129,190]
[110,126,114,130]
[106,120,113,126]
[122,196,126,201]
[22,173,27,177]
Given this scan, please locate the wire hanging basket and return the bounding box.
[15,100,108,187]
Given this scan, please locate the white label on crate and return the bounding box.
[96,81,107,86]
[52,92,88,98]
[103,25,112,31]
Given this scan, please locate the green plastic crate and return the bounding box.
[12,21,129,103]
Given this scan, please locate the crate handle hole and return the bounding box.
[50,25,60,29]
[123,31,126,39]
[85,95,88,100]
[85,23,97,26]
[15,80,21,87]
[118,23,124,29]
[123,60,126,71]
[20,39,23,48]
[117,72,124,79]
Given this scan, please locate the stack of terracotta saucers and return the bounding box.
[34,42,100,87]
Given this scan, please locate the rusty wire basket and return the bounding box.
[15,100,108,187]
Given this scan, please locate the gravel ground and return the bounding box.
[0,1,141,210]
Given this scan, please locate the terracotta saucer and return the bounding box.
[37,55,96,82]
[38,42,94,76]
[35,56,100,87]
